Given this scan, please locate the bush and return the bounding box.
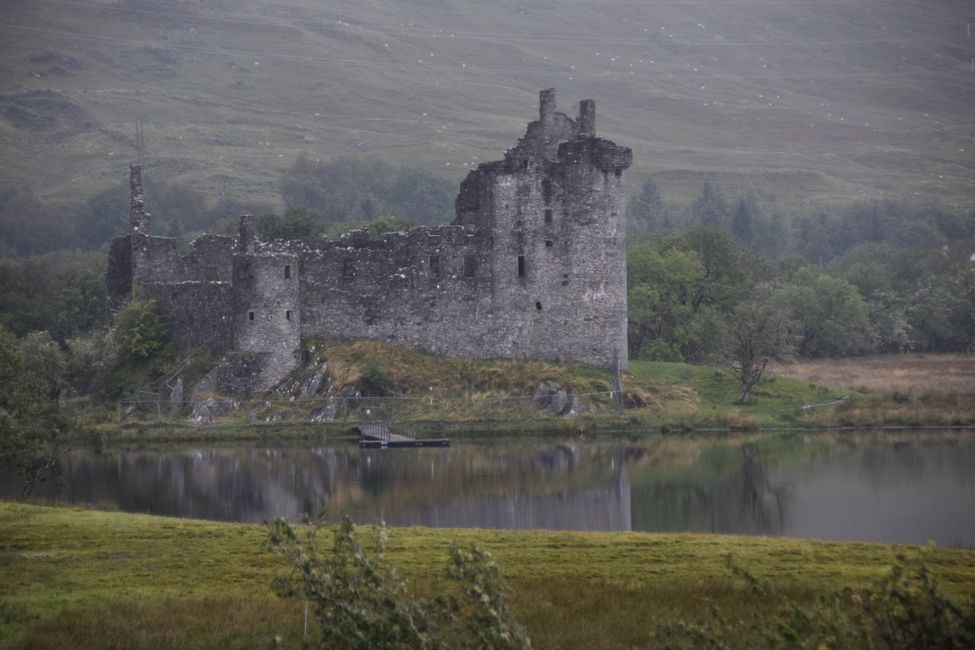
[651,553,975,649]
[267,514,531,650]
[114,298,169,362]
[359,362,390,397]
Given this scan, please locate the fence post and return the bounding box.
[613,348,624,416]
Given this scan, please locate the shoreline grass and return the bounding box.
[69,346,975,444]
[2,502,974,648]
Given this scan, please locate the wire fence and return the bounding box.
[116,390,624,426]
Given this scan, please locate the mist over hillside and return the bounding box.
[0,0,973,213]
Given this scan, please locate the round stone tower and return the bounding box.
[232,215,301,388]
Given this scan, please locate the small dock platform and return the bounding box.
[357,422,450,448]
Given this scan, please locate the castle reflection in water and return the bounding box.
[4,434,974,545]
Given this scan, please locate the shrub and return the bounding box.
[651,553,975,649]
[267,514,531,650]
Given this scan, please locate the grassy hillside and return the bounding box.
[0,0,973,211]
[2,502,974,648]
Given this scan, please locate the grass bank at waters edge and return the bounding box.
[2,503,975,649]
[95,343,975,442]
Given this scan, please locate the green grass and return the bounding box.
[616,359,848,430]
[109,340,858,438]
[1,502,974,649]
[94,341,974,438]
[1,0,973,211]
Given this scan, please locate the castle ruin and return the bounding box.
[107,89,632,393]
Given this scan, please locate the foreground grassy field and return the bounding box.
[2,502,974,648]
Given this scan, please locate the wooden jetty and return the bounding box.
[356,422,450,448]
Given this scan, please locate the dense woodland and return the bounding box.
[625,177,975,364]
[0,163,973,406]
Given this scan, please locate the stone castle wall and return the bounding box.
[106,89,632,392]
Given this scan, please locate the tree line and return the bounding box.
[628,176,975,264]
[0,155,457,257]
[626,177,975,398]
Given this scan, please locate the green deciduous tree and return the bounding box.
[909,263,975,352]
[772,266,875,357]
[114,298,170,362]
[723,300,795,403]
[627,245,700,358]
[0,327,96,497]
[0,253,108,342]
[97,299,173,400]
[257,207,325,243]
[627,229,750,361]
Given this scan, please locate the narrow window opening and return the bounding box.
[545,240,553,248]
[464,255,477,278]
[544,208,553,224]
[248,311,255,321]
[521,159,529,170]
[517,255,526,277]
[614,168,622,178]
[542,178,552,204]
[284,264,291,279]
[342,260,355,280]
[429,254,441,278]
[285,310,292,321]
[535,301,543,311]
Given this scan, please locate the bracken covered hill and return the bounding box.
[0,0,973,210]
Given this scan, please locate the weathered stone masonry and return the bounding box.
[106,89,632,392]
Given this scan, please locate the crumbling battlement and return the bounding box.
[106,89,631,393]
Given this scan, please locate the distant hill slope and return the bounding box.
[1,0,973,211]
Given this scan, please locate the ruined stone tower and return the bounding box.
[107,89,631,395]
[232,216,301,388]
[454,88,632,368]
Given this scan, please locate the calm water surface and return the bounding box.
[4,431,974,545]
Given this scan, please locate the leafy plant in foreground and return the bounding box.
[267,514,531,650]
[651,553,975,649]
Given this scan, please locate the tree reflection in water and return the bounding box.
[2,433,973,543]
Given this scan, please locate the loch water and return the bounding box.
[3,431,974,545]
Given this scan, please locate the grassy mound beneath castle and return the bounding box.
[109,340,975,438]
[250,339,854,430]
[2,502,974,649]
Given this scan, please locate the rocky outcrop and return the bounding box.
[532,380,581,416]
